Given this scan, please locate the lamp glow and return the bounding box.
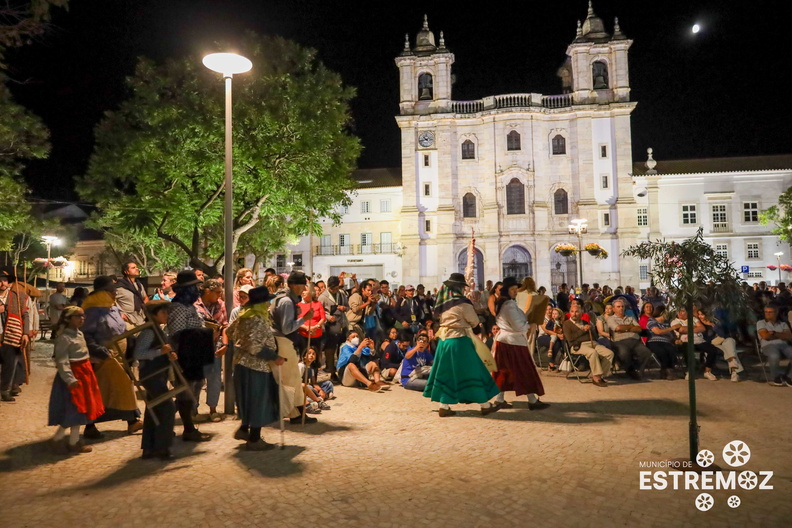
[692,24,701,34]
[202,53,252,76]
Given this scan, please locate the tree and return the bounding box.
[760,189,792,242]
[622,228,750,462]
[0,0,68,69]
[79,34,360,275]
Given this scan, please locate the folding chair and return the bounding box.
[753,335,770,384]
[560,339,590,383]
[106,321,194,426]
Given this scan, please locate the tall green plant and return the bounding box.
[622,227,749,461]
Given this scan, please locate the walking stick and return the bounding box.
[276,362,285,450]
[302,332,311,428]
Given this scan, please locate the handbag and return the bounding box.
[559,359,572,372]
[2,312,24,348]
[364,314,378,331]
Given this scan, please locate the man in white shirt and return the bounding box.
[606,298,652,380]
[48,282,69,331]
[756,305,792,387]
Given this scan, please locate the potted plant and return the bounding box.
[767,264,778,271]
[555,243,577,257]
[584,243,603,257]
[780,264,792,273]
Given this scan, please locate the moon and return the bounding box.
[692,24,701,34]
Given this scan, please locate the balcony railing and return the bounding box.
[712,222,730,233]
[450,93,573,114]
[314,243,399,256]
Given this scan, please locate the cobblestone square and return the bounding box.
[1,342,790,527]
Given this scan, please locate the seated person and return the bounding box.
[336,332,387,391]
[485,324,499,350]
[563,304,614,387]
[380,338,408,381]
[645,304,681,380]
[756,305,792,387]
[538,307,564,370]
[299,347,334,408]
[696,307,743,382]
[595,302,615,350]
[606,298,652,380]
[400,334,434,392]
[671,307,720,381]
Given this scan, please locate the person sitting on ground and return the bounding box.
[485,324,499,350]
[380,337,408,381]
[301,347,335,401]
[298,349,330,415]
[755,305,792,387]
[336,332,387,391]
[401,334,434,392]
[671,307,721,381]
[606,298,652,380]
[645,304,682,381]
[563,304,613,387]
[696,307,744,382]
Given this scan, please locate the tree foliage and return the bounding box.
[622,228,749,318]
[760,189,792,242]
[80,33,360,274]
[0,0,68,69]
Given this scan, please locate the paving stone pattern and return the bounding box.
[0,342,790,527]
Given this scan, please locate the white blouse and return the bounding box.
[495,299,530,346]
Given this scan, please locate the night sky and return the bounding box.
[6,0,791,201]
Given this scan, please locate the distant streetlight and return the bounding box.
[775,252,783,284]
[567,219,588,291]
[692,23,701,34]
[41,235,61,292]
[203,52,252,415]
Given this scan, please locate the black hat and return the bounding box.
[0,271,9,281]
[443,272,468,289]
[174,270,202,288]
[287,271,308,285]
[93,275,116,292]
[248,286,274,305]
[502,276,520,292]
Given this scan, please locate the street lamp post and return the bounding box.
[775,252,783,284]
[203,52,252,415]
[41,235,61,293]
[568,219,588,291]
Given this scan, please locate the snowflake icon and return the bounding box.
[723,440,751,467]
[695,493,714,512]
[738,471,758,490]
[696,449,714,467]
[727,495,741,509]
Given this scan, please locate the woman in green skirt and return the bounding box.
[423,273,501,417]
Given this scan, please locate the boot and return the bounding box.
[1,391,15,402]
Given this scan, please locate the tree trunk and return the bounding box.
[686,300,699,461]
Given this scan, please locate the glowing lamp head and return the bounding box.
[692,24,701,34]
[202,53,252,76]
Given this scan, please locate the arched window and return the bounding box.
[552,135,566,155]
[461,139,475,160]
[502,246,533,280]
[506,178,525,215]
[462,193,477,218]
[554,189,568,215]
[592,61,609,89]
[507,130,521,151]
[418,73,434,100]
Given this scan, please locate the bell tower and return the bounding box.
[561,1,632,105]
[394,15,454,115]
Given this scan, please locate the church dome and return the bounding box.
[578,1,611,42]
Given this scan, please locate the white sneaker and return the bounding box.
[703,371,718,381]
[730,371,740,383]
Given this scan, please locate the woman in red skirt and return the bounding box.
[48,306,105,454]
[491,277,549,410]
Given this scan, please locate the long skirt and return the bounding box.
[273,337,301,419]
[234,364,280,428]
[423,336,499,405]
[139,356,175,451]
[93,357,140,423]
[48,359,105,427]
[492,342,545,397]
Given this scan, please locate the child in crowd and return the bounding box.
[299,347,334,414]
[48,306,105,454]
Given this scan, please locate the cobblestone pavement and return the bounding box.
[1,342,790,528]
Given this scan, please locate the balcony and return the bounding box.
[450,93,572,114]
[314,243,400,256]
[712,222,730,233]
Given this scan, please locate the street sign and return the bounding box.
[741,266,749,273]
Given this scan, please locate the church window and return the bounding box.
[462,193,476,218]
[418,73,433,100]
[552,135,566,155]
[461,140,475,160]
[506,178,525,215]
[507,130,521,151]
[592,61,609,89]
[554,189,568,215]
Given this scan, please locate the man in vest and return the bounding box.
[0,271,31,402]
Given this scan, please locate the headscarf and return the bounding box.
[238,302,271,323]
[434,284,471,316]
